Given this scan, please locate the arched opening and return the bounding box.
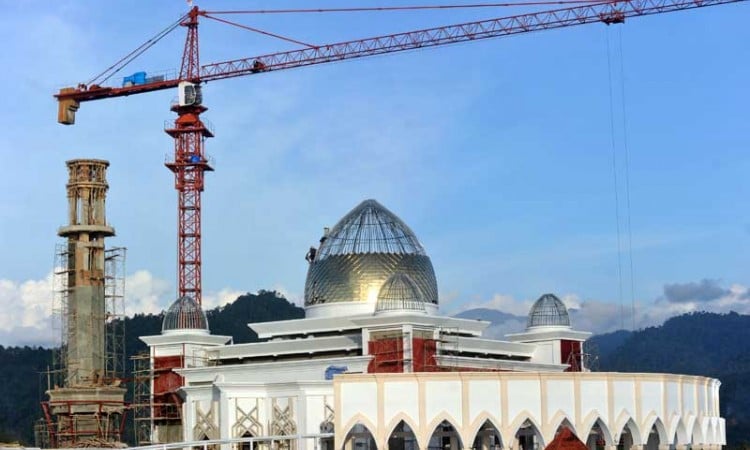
[690,420,704,448]
[472,420,502,450]
[645,420,666,450]
[553,418,576,437]
[387,420,418,450]
[616,420,639,450]
[515,419,543,450]
[343,423,377,450]
[585,419,612,450]
[672,419,688,450]
[428,420,463,450]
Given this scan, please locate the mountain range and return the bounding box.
[1,293,749,447]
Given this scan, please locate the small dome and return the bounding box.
[527,293,570,329]
[375,272,426,314]
[162,296,209,333]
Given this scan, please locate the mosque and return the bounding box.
[139,199,725,450]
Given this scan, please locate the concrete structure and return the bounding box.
[42,160,126,448]
[136,199,725,450]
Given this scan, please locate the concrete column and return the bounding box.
[184,400,195,442]
[629,445,646,450]
[219,389,231,450]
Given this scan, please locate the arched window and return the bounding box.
[428,420,463,450]
[472,420,502,450]
[515,419,543,450]
[387,420,417,450]
[343,422,377,450]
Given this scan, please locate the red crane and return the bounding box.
[55,0,744,306]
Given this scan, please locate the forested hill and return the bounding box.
[589,312,750,446]
[0,290,303,446]
[591,312,750,375]
[2,298,750,447]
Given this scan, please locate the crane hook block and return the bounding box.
[57,87,80,125]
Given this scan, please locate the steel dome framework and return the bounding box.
[162,296,209,332]
[375,272,427,314]
[305,199,438,308]
[527,293,571,329]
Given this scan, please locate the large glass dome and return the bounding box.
[526,293,571,329]
[304,199,438,308]
[162,296,209,333]
[375,272,427,314]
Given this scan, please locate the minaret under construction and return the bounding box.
[41,159,126,448]
[59,158,113,385]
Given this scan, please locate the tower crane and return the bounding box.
[55,0,744,306]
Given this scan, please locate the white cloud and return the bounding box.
[0,269,245,347]
[203,288,246,310]
[0,272,56,346]
[269,284,303,307]
[460,293,533,317]
[454,283,750,335]
[125,270,171,316]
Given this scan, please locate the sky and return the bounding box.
[0,0,748,346]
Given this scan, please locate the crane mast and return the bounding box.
[164,7,212,305]
[54,0,745,307]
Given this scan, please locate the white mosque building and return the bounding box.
[139,200,725,450]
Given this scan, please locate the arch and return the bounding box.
[581,417,614,450]
[384,413,422,449]
[642,417,668,450]
[708,417,719,444]
[426,419,464,450]
[471,419,504,450]
[386,419,419,450]
[513,417,545,450]
[689,416,705,446]
[671,417,689,446]
[547,410,578,444]
[612,414,643,448]
[341,414,378,440]
[341,421,377,450]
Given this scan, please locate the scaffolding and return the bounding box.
[47,245,127,388]
[132,353,154,446]
[50,242,71,389]
[40,242,128,448]
[132,349,204,446]
[104,247,127,380]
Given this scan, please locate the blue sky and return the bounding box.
[0,0,748,345]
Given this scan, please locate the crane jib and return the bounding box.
[56,0,744,114]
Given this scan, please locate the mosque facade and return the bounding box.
[140,200,725,450]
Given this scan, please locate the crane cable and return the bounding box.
[87,12,189,86]
[201,14,316,48]
[617,26,637,332]
[205,1,614,15]
[606,26,636,331]
[606,28,625,331]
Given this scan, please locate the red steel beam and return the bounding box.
[56,0,744,104]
